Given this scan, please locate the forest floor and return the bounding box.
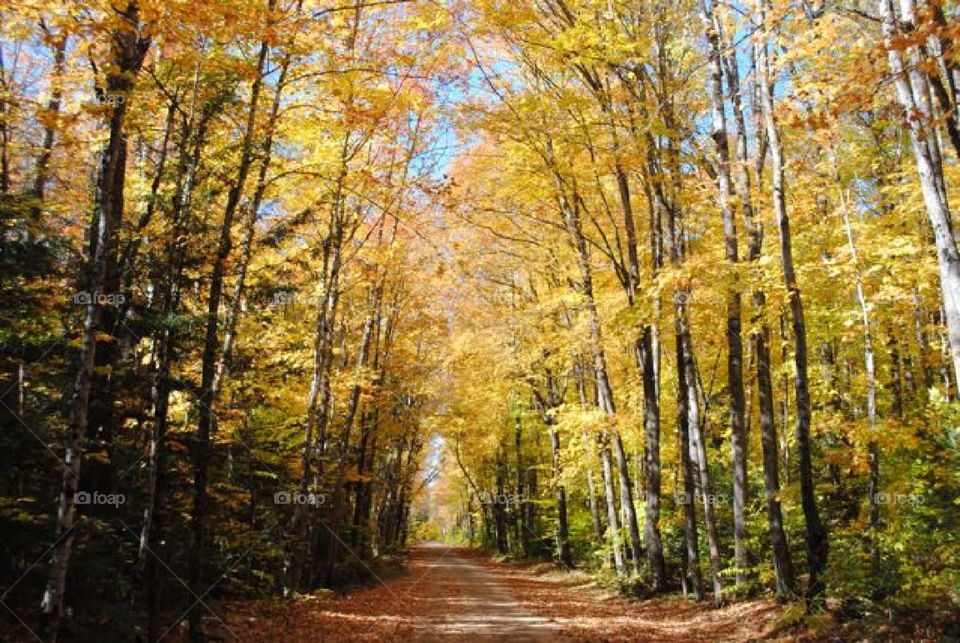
[200,543,809,642]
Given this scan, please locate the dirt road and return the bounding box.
[217,544,785,641]
[402,542,560,641]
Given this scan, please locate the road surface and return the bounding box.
[220,543,785,641]
[403,542,560,641]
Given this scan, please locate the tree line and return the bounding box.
[432,0,959,625]
[1,0,450,639]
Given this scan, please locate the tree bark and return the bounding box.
[701,0,749,585]
[732,20,798,601]
[880,0,960,394]
[675,297,703,600]
[189,5,272,634]
[322,282,382,583]
[40,6,149,637]
[31,27,67,214]
[836,176,880,567]
[549,428,572,567]
[756,0,828,603]
[574,361,606,542]
[213,2,301,398]
[138,91,211,640]
[549,148,628,575]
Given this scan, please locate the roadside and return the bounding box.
[454,549,789,642]
[204,544,795,641]
[208,543,560,642]
[197,543,960,642]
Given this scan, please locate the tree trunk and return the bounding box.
[701,0,749,585]
[549,150,630,575]
[598,435,624,574]
[639,205,667,591]
[675,297,703,600]
[879,0,960,394]
[574,361,606,542]
[213,5,301,397]
[31,28,67,214]
[836,177,880,567]
[322,286,381,583]
[138,97,208,639]
[188,8,271,633]
[732,17,797,601]
[285,176,347,590]
[688,355,725,605]
[608,160,648,578]
[754,294,796,600]
[549,429,572,567]
[40,6,149,637]
[756,0,828,603]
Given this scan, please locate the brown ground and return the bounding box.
[453,547,790,642]
[202,543,796,642]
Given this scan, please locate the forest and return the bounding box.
[0,0,959,640]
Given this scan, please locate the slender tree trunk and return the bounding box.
[515,416,527,555]
[549,151,629,575]
[735,20,797,602]
[880,0,960,392]
[702,0,749,585]
[138,99,207,639]
[494,453,509,553]
[755,296,796,599]
[925,0,960,159]
[675,297,703,600]
[756,0,828,603]
[608,156,648,577]
[40,7,149,637]
[549,429,572,567]
[213,5,301,397]
[574,361,606,542]
[639,279,667,587]
[836,178,880,566]
[286,226,343,592]
[351,288,389,557]
[322,285,381,583]
[0,48,10,195]
[687,353,725,605]
[598,434,625,574]
[189,8,271,634]
[534,369,573,568]
[31,29,67,214]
